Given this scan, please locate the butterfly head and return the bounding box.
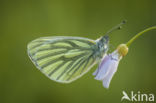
[101,35,109,44]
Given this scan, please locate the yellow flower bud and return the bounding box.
[117,44,128,56]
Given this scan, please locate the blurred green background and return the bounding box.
[0,0,156,103]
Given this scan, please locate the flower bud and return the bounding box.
[117,44,128,56]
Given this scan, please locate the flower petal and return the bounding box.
[92,54,108,76]
[94,55,111,80]
[93,50,122,88]
[102,59,119,88]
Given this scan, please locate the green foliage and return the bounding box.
[0,0,156,103]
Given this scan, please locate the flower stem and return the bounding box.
[126,26,156,47]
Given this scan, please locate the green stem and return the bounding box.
[126,26,156,47]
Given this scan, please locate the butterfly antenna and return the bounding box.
[105,20,127,35]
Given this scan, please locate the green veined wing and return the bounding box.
[27,36,98,83]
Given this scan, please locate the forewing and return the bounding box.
[27,36,97,83]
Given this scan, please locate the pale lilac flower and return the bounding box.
[93,50,122,88]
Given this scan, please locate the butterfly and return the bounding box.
[27,21,125,83]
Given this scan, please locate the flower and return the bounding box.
[93,44,128,88]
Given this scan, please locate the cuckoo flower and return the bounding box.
[93,44,128,88]
[93,26,156,88]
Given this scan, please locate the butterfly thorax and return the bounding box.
[93,35,109,59]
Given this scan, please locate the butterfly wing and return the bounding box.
[27,36,98,83]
